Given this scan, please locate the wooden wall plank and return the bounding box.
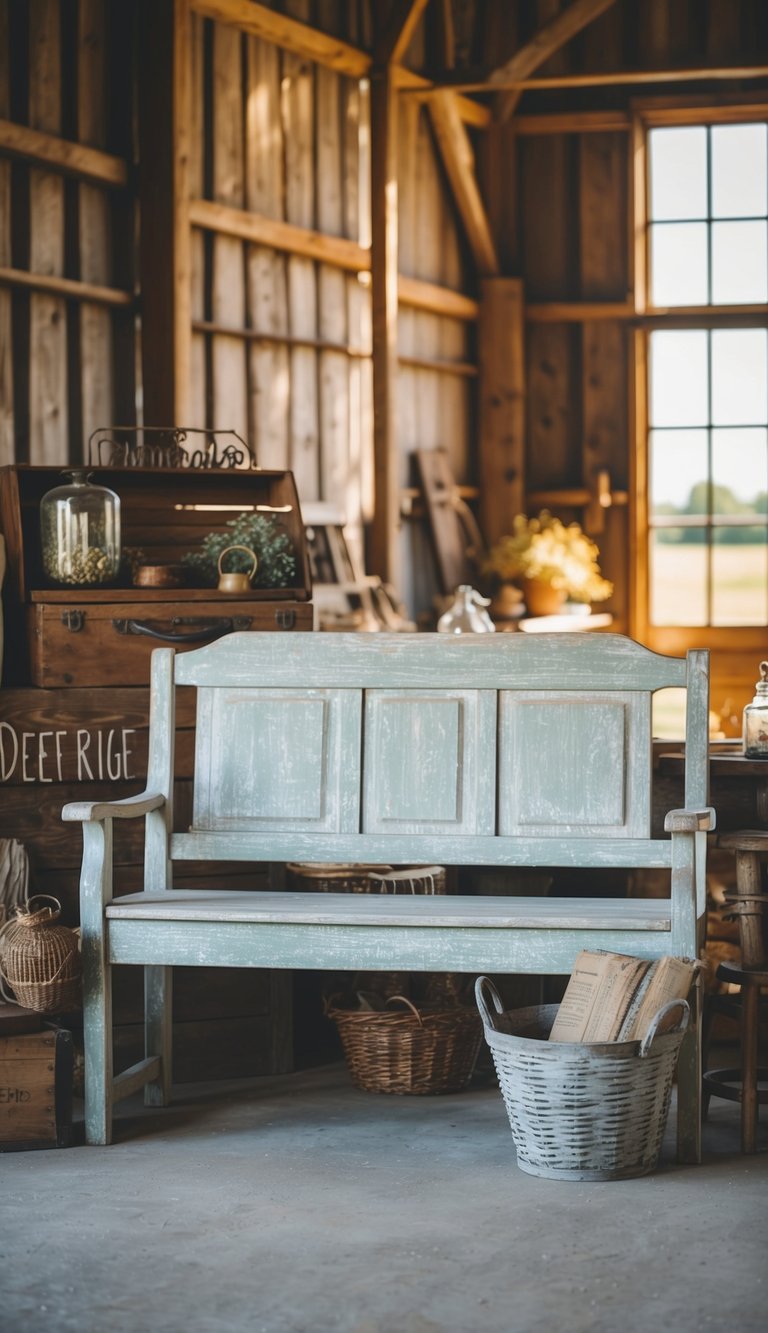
[78,0,113,457]
[341,59,368,550]
[369,61,400,588]
[581,320,627,627]
[245,32,289,467]
[0,0,13,463]
[520,133,576,301]
[211,19,248,440]
[479,278,525,543]
[283,0,320,503]
[188,10,207,430]
[526,323,579,493]
[28,0,68,464]
[138,0,192,425]
[578,132,627,301]
[315,16,349,509]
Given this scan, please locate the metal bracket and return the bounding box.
[61,610,85,633]
[274,609,296,629]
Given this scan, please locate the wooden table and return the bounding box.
[656,743,768,834]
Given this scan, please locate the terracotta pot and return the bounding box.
[521,578,567,617]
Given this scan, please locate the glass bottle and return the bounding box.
[40,470,121,587]
[743,661,768,758]
[437,585,496,634]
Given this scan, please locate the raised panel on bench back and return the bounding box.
[497,691,652,838]
[192,686,362,832]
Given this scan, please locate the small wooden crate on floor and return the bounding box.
[0,1028,73,1151]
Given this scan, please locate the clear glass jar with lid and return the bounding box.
[743,661,768,758]
[40,469,121,587]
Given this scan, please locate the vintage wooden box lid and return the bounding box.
[0,463,312,610]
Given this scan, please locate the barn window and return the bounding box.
[634,109,768,661]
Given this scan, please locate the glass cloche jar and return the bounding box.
[743,660,768,758]
[40,469,121,587]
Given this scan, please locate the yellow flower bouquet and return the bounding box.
[482,511,613,604]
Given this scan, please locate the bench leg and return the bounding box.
[144,965,172,1107]
[676,975,703,1165]
[81,822,114,1146]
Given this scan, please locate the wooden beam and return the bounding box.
[395,67,490,127]
[398,275,478,320]
[478,278,526,543]
[0,117,127,186]
[191,0,490,128]
[189,198,370,271]
[369,64,401,588]
[427,92,499,276]
[491,0,618,122]
[512,110,630,135]
[407,64,768,95]
[0,265,133,306]
[190,199,478,317]
[191,0,369,75]
[138,0,192,424]
[526,300,632,322]
[377,0,431,67]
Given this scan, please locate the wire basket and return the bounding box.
[0,895,82,1013]
[326,994,482,1095]
[286,864,446,894]
[475,977,689,1181]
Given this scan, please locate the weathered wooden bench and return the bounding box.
[63,631,714,1158]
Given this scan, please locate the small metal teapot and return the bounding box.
[217,544,259,594]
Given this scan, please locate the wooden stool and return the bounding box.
[704,830,768,1152]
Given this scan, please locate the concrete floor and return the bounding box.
[1,1063,765,1333]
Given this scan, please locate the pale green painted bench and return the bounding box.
[63,631,714,1158]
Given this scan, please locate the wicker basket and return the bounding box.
[475,977,689,1181]
[0,895,82,1013]
[286,864,446,895]
[326,994,482,1095]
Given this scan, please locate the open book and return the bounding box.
[548,950,698,1044]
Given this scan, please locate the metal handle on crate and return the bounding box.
[474,976,505,1029]
[111,616,252,643]
[638,998,690,1058]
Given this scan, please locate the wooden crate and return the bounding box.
[0,465,313,687]
[0,1028,73,1151]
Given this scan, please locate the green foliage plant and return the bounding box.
[182,511,297,588]
[482,510,613,603]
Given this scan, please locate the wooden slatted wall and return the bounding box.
[0,0,136,467]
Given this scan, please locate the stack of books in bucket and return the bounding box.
[476,951,699,1181]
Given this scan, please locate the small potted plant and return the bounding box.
[482,510,613,617]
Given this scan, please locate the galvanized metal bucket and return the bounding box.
[475,976,689,1181]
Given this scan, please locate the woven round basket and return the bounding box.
[286,864,446,895]
[475,977,689,1181]
[0,895,82,1013]
[326,994,482,1095]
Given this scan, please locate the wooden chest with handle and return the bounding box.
[0,464,313,687]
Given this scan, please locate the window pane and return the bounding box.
[650,429,708,516]
[650,529,708,625]
[712,427,768,514]
[649,127,707,220]
[712,527,768,625]
[650,223,708,306]
[711,329,768,425]
[711,123,767,219]
[650,331,708,427]
[712,220,768,303]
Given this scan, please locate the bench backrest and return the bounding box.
[144,632,708,876]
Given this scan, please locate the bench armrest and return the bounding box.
[664,806,716,834]
[62,791,166,823]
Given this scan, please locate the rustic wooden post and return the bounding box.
[138,0,191,426]
[478,277,525,543]
[368,61,401,588]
